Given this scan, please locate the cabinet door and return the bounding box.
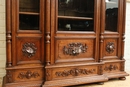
[11,0,45,65]
[100,0,125,61]
[50,0,101,64]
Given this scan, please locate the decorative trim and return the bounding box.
[104,65,118,71]
[7,70,13,83]
[45,32,51,65]
[22,42,37,58]
[55,68,95,77]
[18,71,40,79]
[106,42,115,54]
[46,32,51,43]
[98,66,103,75]
[63,43,88,56]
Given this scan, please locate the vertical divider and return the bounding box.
[99,0,105,63]
[45,0,51,65]
[6,0,12,67]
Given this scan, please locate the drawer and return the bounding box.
[45,65,101,81]
[6,67,44,83]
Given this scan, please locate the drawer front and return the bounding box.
[55,37,96,63]
[46,65,100,81]
[6,68,44,83]
[103,62,121,73]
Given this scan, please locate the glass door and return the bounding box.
[19,0,40,30]
[105,0,118,32]
[57,0,94,31]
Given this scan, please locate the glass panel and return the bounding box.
[19,0,39,12]
[58,0,94,31]
[105,0,118,32]
[58,19,93,31]
[19,0,40,30]
[19,14,39,30]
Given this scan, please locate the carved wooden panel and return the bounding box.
[6,70,13,83]
[55,38,96,63]
[16,37,43,64]
[50,65,98,80]
[103,63,120,73]
[103,39,118,59]
[14,68,44,82]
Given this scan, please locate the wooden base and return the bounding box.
[3,72,129,87]
[3,76,44,87]
[43,75,108,87]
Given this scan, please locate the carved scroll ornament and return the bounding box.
[22,42,37,58]
[63,43,88,56]
[106,42,115,54]
[18,71,40,79]
[55,68,95,77]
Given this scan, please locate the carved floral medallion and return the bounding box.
[63,43,88,56]
[22,42,37,58]
[55,68,95,77]
[106,42,115,54]
[18,70,40,79]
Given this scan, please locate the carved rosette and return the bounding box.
[55,68,95,77]
[18,71,40,79]
[104,65,118,71]
[106,42,115,54]
[63,43,88,56]
[22,42,37,58]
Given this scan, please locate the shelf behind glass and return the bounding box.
[58,18,94,31]
[19,14,39,30]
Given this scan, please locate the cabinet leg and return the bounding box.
[98,82,104,85]
[119,77,126,80]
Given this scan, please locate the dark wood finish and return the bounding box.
[4,0,129,87]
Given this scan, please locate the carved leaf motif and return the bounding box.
[22,42,37,58]
[55,68,95,77]
[63,43,88,56]
[104,65,118,71]
[18,71,40,79]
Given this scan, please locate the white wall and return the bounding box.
[125,3,130,71]
[0,0,6,77]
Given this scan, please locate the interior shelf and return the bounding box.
[19,12,39,15]
[58,16,93,20]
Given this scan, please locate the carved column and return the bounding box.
[45,0,51,65]
[6,0,12,67]
[99,0,105,62]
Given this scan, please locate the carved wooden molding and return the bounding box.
[63,43,88,56]
[22,42,37,58]
[18,71,40,79]
[104,65,118,71]
[7,70,13,83]
[106,42,115,54]
[55,68,95,77]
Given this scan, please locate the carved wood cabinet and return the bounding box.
[4,0,129,87]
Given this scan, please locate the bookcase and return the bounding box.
[4,0,128,87]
